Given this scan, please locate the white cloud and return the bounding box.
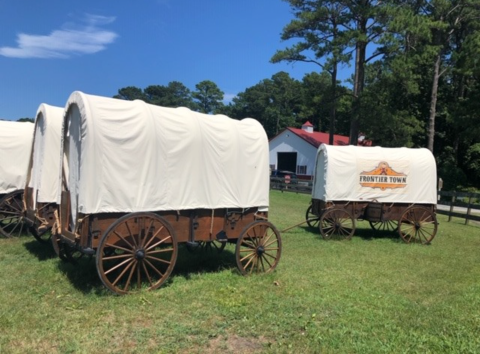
[0,14,118,59]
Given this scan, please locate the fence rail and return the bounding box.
[270,178,480,225]
[437,191,480,225]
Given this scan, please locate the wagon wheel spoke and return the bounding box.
[145,235,172,251]
[305,205,320,228]
[144,258,166,278]
[105,257,134,276]
[102,253,133,261]
[145,254,174,265]
[236,221,282,275]
[117,261,136,289]
[105,242,134,254]
[144,225,166,250]
[319,208,355,241]
[142,261,154,287]
[113,230,135,250]
[124,221,138,249]
[96,212,177,295]
[398,206,437,245]
[0,190,26,238]
[369,220,398,233]
[147,247,176,255]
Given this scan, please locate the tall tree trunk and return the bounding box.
[329,63,337,145]
[428,53,441,152]
[349,39,366,145]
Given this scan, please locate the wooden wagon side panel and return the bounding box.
[72,207,269,250]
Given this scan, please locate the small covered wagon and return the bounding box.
[0,120,34,238]
[23,104,64,244]
[305,144,438,244]
[53,91,282,294]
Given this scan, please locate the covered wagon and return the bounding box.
[23,104,64,244]
[305,144,438,243]
[53,91,282,294]
[0,120,34,238]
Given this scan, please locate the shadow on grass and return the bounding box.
[354,227,403,243]
[55,256,105,295]
[51,243,239,296]
[23,238,57,261]
[172,244,238,280]
[300,224,404,243]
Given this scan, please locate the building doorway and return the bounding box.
[277,152,297,172]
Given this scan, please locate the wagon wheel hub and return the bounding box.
[135,249,146,260]
[256,245,265,256]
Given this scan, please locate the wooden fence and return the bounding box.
[270,178,480,225]
[437,191,480,225]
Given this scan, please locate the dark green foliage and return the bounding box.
[144,81,195,109]
[227,72,302,137]
[17,117,34,123]
[113,86,147,101]
[191,80,224,114]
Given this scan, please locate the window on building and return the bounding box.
[297,165,307,175]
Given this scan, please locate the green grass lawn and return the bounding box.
[1,190,479,353]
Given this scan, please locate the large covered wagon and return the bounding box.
[23,104,64,244]
[0,120,34,238]
[305,144,438,244]
[53,91,282,294]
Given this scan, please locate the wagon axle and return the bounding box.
[135,249,146,260]
[256,245,265,256]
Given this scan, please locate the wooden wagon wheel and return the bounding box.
[398,206,437,244]
[51,231,69,262]
[96,212,178,295]
[30,226,52,244]
[235,220,282,275]
[185,240,226,253]
[369,220,398,232]
[305,205,320,228]
[30,203,55,244]
[0,190,26,238]
[319,208,355,240]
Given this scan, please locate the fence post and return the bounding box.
[448,192,456,222]
[465,194,473,226]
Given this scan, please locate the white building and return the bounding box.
[269,121,350,180]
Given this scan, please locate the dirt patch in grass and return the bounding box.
[206,334,268,353]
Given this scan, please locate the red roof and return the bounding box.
[287,127,349,148]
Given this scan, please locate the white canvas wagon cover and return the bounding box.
[27,104,64,205]
[62,91,269,221]
[312,144,437,204]
[0,120,34,194]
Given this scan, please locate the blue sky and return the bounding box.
[0,0,330,120]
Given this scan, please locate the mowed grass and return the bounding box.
[0,190,479,353]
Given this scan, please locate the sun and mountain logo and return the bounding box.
[359,161,407,191]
